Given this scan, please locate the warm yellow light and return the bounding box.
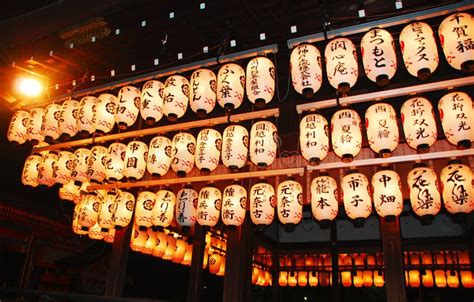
[16,77,43,97]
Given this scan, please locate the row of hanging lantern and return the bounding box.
[251,266,272,287]
[278,270,384,288]
[279,253,383,270]
[291,12,474,97]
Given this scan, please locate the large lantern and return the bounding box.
[365,102,399,157]
[222,124,249,171]
[195,128,222,174]
[104,142,126,182]
[77,96,98,135]
[171,132,196,177]
[140,80,164,125]
[311,174,339,228]
[135,191,156,230]
[113,190,135,229]
[250,120,278,167]
[401,97,437,152]
[7,110,30,144]
[197,185,222,227]
[152,188,176,229]
[87,146,108,183]
[147,136,172,177]
[37,153,58,187]
[438,92,473,149]
[22,155,42,187]
[162,75,189,122]
[115,86,140,130]
[341,171,372,227]
[53,150,74,185]
[221,183,247,228]
[361,28,397,86]
[189,69,217,118]
[331,108,362,162]
[440,160,473,216]
[27,108,45,144]
[250,181,275,226]
[41,103,61,141]
[277,178,303,231]
[78,193,101,230]
[71,148,91,185]
[175,185,198,231]
[124,141,148,181]
[372,169,403,221]
[438,13,474,72]
[246,57,275,108]
[324,38,358,93]
[94,93,117,134]
[98,192,117,231]
[58,99,79,139]
[290,43,323,98]
[299,113,329,165]
[217,63,245,112]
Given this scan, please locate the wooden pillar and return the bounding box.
[105,226,132,296]
[187,225,206,302]
[330,222,339,302]
[380,217,406,302]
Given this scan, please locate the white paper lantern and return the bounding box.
[7,110,30,144]
[407,164,441,223]
[277,178,303,230]
[222,124,249,171]
[27,108,45,144]
[163,235,177,260]
[152,189,176,229]
[290,43,323,98]
[41,103,61,141]
[440,161,473,215]
[104,142,127,181]
[37,153,58,187]
[246,57,275,108]
[197,185,222,227]
[124,141,148,181]
[341,171,372,226]
[401,97,437,152]
[22,155,42,187]
[172,238,186,263]
[195,128,222,173]
[115,86,140,130]
[114,190,135,229]
[372,169,403,220]
[59,180,80,202]
[140,80,164,125]
[171,132,196,177]
[324,38,358,93]
[176,185,198,230]
[72,202,88,235]
[78,193,101,230]
[144,229,158,255]
[58,99,79,139]
[77,96,98,135]
[71,148,91,184]
[331,109,362,162]
[311,175,339,227]
[135,191,157,229]
[88,223,105,240]
[438,13,474,72]
[98,192,117,231]
[250,120,278,167]
[365,102,399,157]
[94,93,117,134]
[130,227,148,252]
[53,150,74,185]
[153,231,168,258]
[189,69,217,118]
[438,92,473,149]
[249,181,275,226]
[300,113,329,164]
[87,146,108,183]
[163,75,190,122]
[217,63,245,112]
[147,136,172,177]
[221,183,247,227]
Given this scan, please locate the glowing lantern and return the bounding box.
[341,271,352,287]
[163,75,189,122]
[182,243,193,265]
[435,270,447,288]
[37,153,58,187]
[123,141,148,181]
[77,96,97,135]
[461,271,473,288]
[246,56,275,108]
[320,272,331,287]
[209,253,223,274]
[279,271,288,286]
[147,136,172,177]
[58,99,79,139]
[252,267,260,284]
[324,38,358,93]
[440,161,473,215]
[407,164,441,223]
[163,235,177,260]
[87,146,108,183]
[438,13,474,72]
[135,191,156,230]
[71,148,91,184]
[53,151,74,185]
[171,132,196,177]
[140,80,164,125]
[249,120,278,167]
[438,92,473,149]
[104,142,126,182]
[175,185,198,231]
[94,93,117,134]
[152,189,176,229]
[172,238,187,263]
[341,171,372,226]
[408,270,420,287]
[7,110,30,144]
[298,271,308,287]
[130,227,148,252]
[189,69,217,118]
[365,102,399,157]
[308,272,318,287]
[98,192,117,231]
[104,228,115,243]
[217,258,226,277]
[221,183,247,228]
[41,103,61,141]
[221,124,249,171]
[447,270,459,288]
[113,190,135,229]
[78,194,101,230]
[217,63,245,112]
[353,271,363,288]
[331,109,362,162]
[300,113,329,164]
[115,86,140,130]
[401,97,437,152]
[88,223,105,240]
[195,128,222,174]
[288,272,297,287]
[277,178,303,230]
[72,202,88,235]
[22,155,42,187]
[363,271,373,287]
[290,43,322,98]
[59,180,80,202]
[153,232,168,258]
[311,174,339,228]
[249,181,275,226]
[27,108,45,144]
[372,169,403,220]
[143,229,158,255]
[202,250,209,269]
[197,185,222,227]
[374,271,385,287]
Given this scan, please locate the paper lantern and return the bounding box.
[189,69,217,118]
[246,57,275,108]
[175,185,198,231]
[308,271,318,287]
[58,99,79,139]
[435,270,447,288]
[143,229,158,255]
[461,271,474,288]
[202,249,209,269]
[172,238,187,263]
[130,227,148,252]
[104,142,126,182]
[372,169,403,220]
[103,228,115,243]
[124,141,148,181]
[250,181,275,226]
[113,190,135,229]
[140,80,164,125]
[98,192,117,231]
[365,102,399,157]
[87,146,108,183]
[374,271,385,287]
[331,109,362,162]
[72,202,88,235]
[41,103,61,141]
[438,91,473,149]
[78,193,101,230]
[94,93,117,134]
[153,231,168,258]
[341,271,352,287]
[77,96,97,135]
[197,185,222,227]
[37,153,58,187]
[171,132,196,177]
[195,128,222,173]
[300,113,329,164]
[59,180,80,202]
[408,270,420,287]
[221,183,247,228]
[147,136,172,177]
[209,253,223,274]
[324,38,358,93]
[250,120,278,167]
[22,155,42,187]
[288,272,297,287]
[115,86,140,130]
[320,272,331,287]
[163,75,189,122]
[7,110,30,144]
[222,124,249,171]
[440,161,473,215]
[407,164,441,223]
[362,271,373,287]
[163,235,177,260]
[217,63,245,112]
[311,175,339,228]
[27,108,45,144]
[134,191,156,229]
[182,243,193,266]
[71,148,91,184]
[298,271,308,287]
[290,43,323,98]
[341,171,372,226]
[53,150,74,185]
[88,223,105,240]
[447,270,459,288]
[438,13,474,72]
[401,97,437,152]
[422,270,434,287]
[279,271,288,286]
[353,271,363,288]
[277,178,303,230]
[152,189,176,229]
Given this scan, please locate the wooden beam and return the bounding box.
[105,226,132,296]
[187,225,206,302]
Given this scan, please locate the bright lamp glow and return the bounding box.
[16,77,43,97]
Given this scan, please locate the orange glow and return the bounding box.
[288,272,297,287]
[16,77,43,97]
[298,271,308,287]
[447,270,459,288]
[363,271,373,287]
[409,270,420,287]
[308,271,318,287]
[341,271,352,287]
[460,271,473,288]
[434,270,447,288]
[353,271,363,288]
[422,270,434,287]
[374,271,385,287]
[278,271,288,286]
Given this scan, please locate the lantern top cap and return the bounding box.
[447,158,462,165]
[345,168,359,175]
[413,162,428,169]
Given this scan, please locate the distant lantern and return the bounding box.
[195,128,222,174]
[298,271,308,287]
[407,164,441,224]
[372,169,403,221]
[77,96,98,135]
[7,110,30,144]
[147,136,172,177]
[124,141,148,181]
[37,153,58,187]
[353,271,363,288]
[434,270,447,288]
[461,271,474,288]
[98,192,117,232]
[250,181,275,226]
[152,189,176,229]
[189,69,217,118]
[409,270,421,287]
[140,80,164,125]
[153,231,168,258]
[288,272,297,287]
[78,194,101,230]
[71,148,91,185]
[87,146,108,183]
[438,13,474,72]
[300,113,329,165]
[277,178,303,231]
[182,242,193,266]
[399,22,439,80]
[135,191,156,230]
[217,63,245,112]
[331,108,362,162]
[308,271,318,287]
[209,253,223,274]
[22,155,42,187]
[250,120,278,167]
[143,229,158,255]
[41,103,61,141]
[279,271,288,286]
[27,108,45,144]
[341,171,372,227]
[438,92,473,149]
[58,99,79,139]
[171,132,196,177]
[447,270,459,288]
[221,183,247,228]
[59,180,80,202]
[290,43,323,98]
[374,271,385,287]
[172,238,186,263]
[130,227,148,252]
[163,235,177,260]
[311,174,339,228]
[115,86,140,130]
[53,150,74,185]
[114,190,135,229]
[104,142,126,182]
[163,75,190,122]
[246,56,275,108]
[222,124,249,171]
[361,28,397,86]
[341,271,352,287]
[440,161,473,216]
[197,185,222,227]
[94,93,117,134]
[363,271,373,287]
[176,185,198,231]
[324,37,358,93]
[365,102,399,157]
[401,97,437,152]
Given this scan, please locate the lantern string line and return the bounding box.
[271,51,291,103]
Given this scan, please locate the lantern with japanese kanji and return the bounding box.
[440,161,473,216]
[365,102,399,157]
[163,234,177,260]
[147,136,172,177]
[98,192,117,231]
[171,132,196,177]
[331,108,362,162]
[7,110,30,145]
[22,154,42,187]
[311,174,339,228]
[246,57,275,108]
[175,185,198,231]
[94,93,117,134]
[37,153,58,187]
[88,223,105,240]
[152,188,176,229]
[172,238,187,263]
[87,146,108,183]
[250,120,278,167]
[153,231,167,258]
[71,148,91,185]
[72,202,88,235]
[221,183,247,228]
[401,97,437,153]
[135,191,156,230]
[113,190,135,229]
[250,181,275,226]
[77,96,98,135]
[104,142,126,182]
[162,75,189,122]
[324,38,358,93]
[189,69,217,118]
[58,99,79,139]
[290,43,323,98]
[124,141,148,181]
[41,103,62,141]
[372,169,403,221]
[277,178,303,231]
[209,253,223,274]
[130,227,148,252]
[300,113,329,165]
[438,91,473,149]
[53,150,74,185]
[27,108,45,144]
[140,80,164,125]
[217,63,245,112]
[115,86,140,130]
[143,229,158,255]
[197,185,222,227]
[341,171,372,227]
[78,193,101,230]
[407,164,441,224]
[59,180,80,202]
[222,124,249,171]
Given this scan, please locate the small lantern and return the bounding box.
[72,202,88,235]
[163,75,190,122]
[434,270,447,288]
[182,243,193,265]
[153,231,168,258]
[209,253,223,274]
[71,148,91,185]
[143,229,158,255]
[438,13,474,72]
[163,235,177,260]
[372,169,403,221]
[438,91,473,149]
[277,178,303,231]
[77,96,98,135]
[353,271,363,288]
[98,192,117,231]
[246,56,275,108]
[104,142,126,182]
[461,271,474,288]
[37,153,58,187]
[407,164,441,224]
[290,43,323,98]
[124,141,148,181]
[250,181,275,226]
[341,271,352,287]
[103,228,115,243]
[58,99,79,139]
[197,185,222,227]
[115,86,140,130]
[140,80,164,125]
[189,69,217,118]
[172,238,187,263]
[22,155,42,187]
[171,132,196,177]
[365,102,399,157]
[288,272,297,287]
[311,174,339,228]
[175,185,198,231]
[87,146,108,183]
[222,124,249,171]
[147,136,172,177]
[41,104,62,141]
[408,270,420,287]
[341,171,372,227]
[113,190,135,229]
[279,271,288,286]
[374,271,385,287]
[401,97,437,152]
[53,151,74,185]
[447,270,459,288]
[308,271,318,287]
[7,110,30,144]
[300,113,329,164]
[320,272,331,287]
[221,183,247,228]
[250,120,278,167]
[130,227,148,252]
[195,128,222,174]
[298,271,308,287]
[78,193,101,230]
[59,180,80,202]
[27,108,45,144]
[324,38,358,93]
[135,191,156,230]
[152,188,176,229]
[331,108,362,162]
[440,161,473,216]
[88,223,105,240]
[217,63,245,112]
[363,271,373,287]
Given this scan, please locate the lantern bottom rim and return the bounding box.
[181,226,191,234]
[379,149,392,158]
[416,144,430,154]
[254,98,266,109]
[167,113,178,122]
[115,226,123,230]
[145,117,156,125]
[81,226,89,231]
[319,219,331,229]
[461,60,474,73]
[177,171,187,177]
[30,139,40,145]
[226,225,238,231]
[354,218,365,228]
[224,103,235,114]
[308,157,321,165]
[337,82,350,95]
[384,215,396,222]
[342,154,354,163]
[196,109,208,119]
[457,139,471,150]
[257,162,268,168]
[375,74,390,87]
[138,225,148,231]
[283,223,296,233]
[151,172,163,177]
[302,87,314,99]
[417,68,432,81]
[200,168,211,175]
[59,133,71,141]
[117,122,128,130]
[79,130,91,138]
[101,227,109,232]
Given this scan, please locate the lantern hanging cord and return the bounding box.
[271,52,291,103]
